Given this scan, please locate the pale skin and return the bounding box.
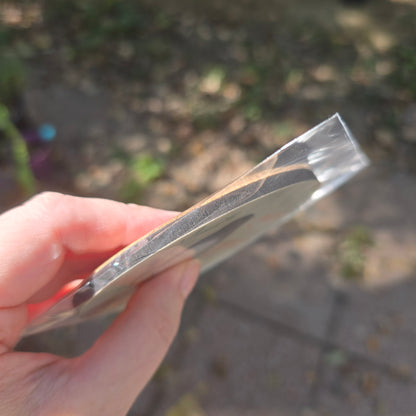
[0,192,200,416]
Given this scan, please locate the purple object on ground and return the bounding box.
[30,148,52,178]
[22,130,40,145]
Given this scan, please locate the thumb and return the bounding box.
[48,260,200,416]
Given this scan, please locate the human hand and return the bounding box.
[0,192,200,416]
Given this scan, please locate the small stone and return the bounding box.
[117,42,135,60]
[325,349,348,367]
[365,334,380,353]
[265,254,280,270]
[375,129,395,148]
[184,327,200,345]
[201,285,217,304]
[305,370,316,384]
[312,64,336,82]
[210,356,228,379]
[222,83,241,101]
[392,364,412,380]
[361,372,378,396]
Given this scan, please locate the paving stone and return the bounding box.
[312,361,416,416]
[132,304,320,416]
[13,164,416,416]
[25,86,113,148]
[330,282,416,378]
[327,170,416,373]
[301,166,376,231]
[302,166,416,235]
[203,226,336,339]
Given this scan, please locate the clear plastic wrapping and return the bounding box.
[23,113,369,336]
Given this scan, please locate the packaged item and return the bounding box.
[23,113,369,336]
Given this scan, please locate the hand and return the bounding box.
[0,192,200,416]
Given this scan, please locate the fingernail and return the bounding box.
[180,260,200,298]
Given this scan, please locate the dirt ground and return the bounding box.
[1,0,416,415]
[1,0,415,211]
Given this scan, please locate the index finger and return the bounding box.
[0,192,176,308]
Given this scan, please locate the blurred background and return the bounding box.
[1,0,416,415]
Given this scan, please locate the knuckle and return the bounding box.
[25,192,68,219]
[28,192,66,208]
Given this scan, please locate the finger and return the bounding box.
[27,280,84,323]
[27,250,119,304]
[0,192,177,308]
[0,305,27,353]
[50,260,200,416]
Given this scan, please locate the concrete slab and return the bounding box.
[15,166,416,416]
[202,226,336,339]
[330,283,416,378]
[327,170,416,374]
[131,303,320,416]
[301,166,416,235]
[312,361,416,416]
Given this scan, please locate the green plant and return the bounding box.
[119,177,143,203]
[243,102,262,121]
[338,225,373,280]
[0,54,26,103]
[43,0,171,60]
[199,67,226,95]
[119,153,165,202]
[130,154,165,184]
[325,349,348,368]
[390,46,416,98]
[166,393,205,416]
[0,104,36,195]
